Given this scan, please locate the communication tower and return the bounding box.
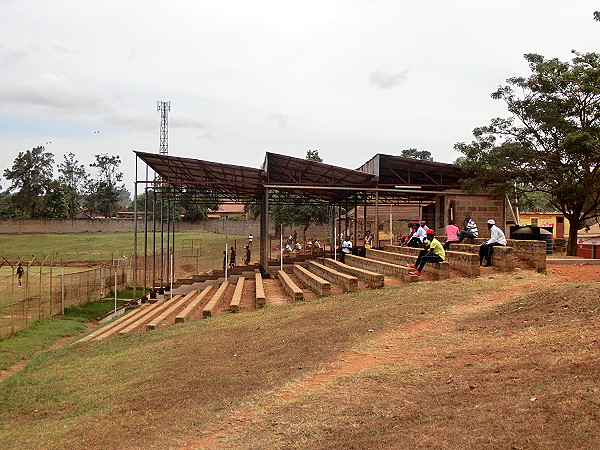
[157,101,171,155]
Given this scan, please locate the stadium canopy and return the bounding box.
[134,151,464,206]
[134,150,467,271]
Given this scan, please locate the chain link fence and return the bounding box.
[0,259,127,339]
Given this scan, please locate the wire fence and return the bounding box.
[0,260,127,340]
[0,238,258,339]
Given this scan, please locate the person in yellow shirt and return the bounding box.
[407,229,446,276]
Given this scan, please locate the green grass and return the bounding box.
[0,231,247,265]
[0,298,126,370]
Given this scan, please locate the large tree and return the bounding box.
[58,151,88,218]
[269,150,330,242]
[86,154,129,217]
[3,146,54,217]
[455,51,600,255]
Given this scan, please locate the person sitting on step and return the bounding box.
[479,219,506,267]
[407,229,446,276]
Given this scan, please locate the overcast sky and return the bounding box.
[1,1,598,193]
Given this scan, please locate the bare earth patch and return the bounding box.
[1,264,599,449]
[184,266,600,449]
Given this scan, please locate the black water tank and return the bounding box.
[510,226,554,255]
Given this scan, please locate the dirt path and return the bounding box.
[0,322,96,383]
[183,265,600,448]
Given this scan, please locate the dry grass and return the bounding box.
[1,271,599,449]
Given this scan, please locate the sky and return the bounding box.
[0,0,598,195]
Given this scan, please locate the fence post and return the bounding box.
[114,265,118,313]
[61,267,65,315]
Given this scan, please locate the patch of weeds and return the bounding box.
[0,299,126,370]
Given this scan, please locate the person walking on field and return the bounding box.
[456,215,479,243]
[407,229,445,276]
[479,219,506,266]
[443,219,460,250]
[16,263,24,287]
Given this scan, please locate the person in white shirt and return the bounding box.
[340,236,353,262]
[407,224,427,247]
[479,219,507,266]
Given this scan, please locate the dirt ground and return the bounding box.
[2,263,598,447]
[183,264,600,448]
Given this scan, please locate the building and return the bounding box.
[518,211,567,238]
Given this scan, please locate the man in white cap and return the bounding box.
[479,219,507,266]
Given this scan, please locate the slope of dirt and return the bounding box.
[184,266,600,448]
[1,264,598,448]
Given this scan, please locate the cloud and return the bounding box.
[1,49,28,67]
[102,112,156,132]
[269,113,289,129]
[368,69,409,89]
[0,73,103,111]
[170,112,210,129]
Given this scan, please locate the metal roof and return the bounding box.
[135,151,264,203]
[135,150,465,205]
[358,154,463,189]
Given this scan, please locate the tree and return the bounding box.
[86,154,128,217]
[43,181,69,218]
[58,152,88,218]
[3,146,54,217]
[270,150,329,242]
[306,149,323,162]
[400,148,433,161]
[455,51,600,255]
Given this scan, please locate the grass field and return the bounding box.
[0,298,127,370]
[0,231,249,265]
[0,271,598,448]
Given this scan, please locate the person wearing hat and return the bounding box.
[479,219,507,266]
[407,229,445,276]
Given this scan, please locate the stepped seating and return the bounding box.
[118,297,182,335]
[446,243,515,272]
[322,258,384,288]
[203,281,229,317]
[442,237,545,271]
[277,270,304,301]
[146,291,198,330]
[78,303,154,342]
[366,248,449,280]
[82,237,536,341]
[255,271,266,307]
[344,254,419,282]
[383,245,477,277]
[230,277,245,313]
[306,260,358,292]
[293,264,331,297]
[176,286,213,323]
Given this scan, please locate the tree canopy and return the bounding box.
[400,148,433,161]
[3,146,55,218]
[269,150,330,242]
[455,51,600,255]
[1,147,130,219]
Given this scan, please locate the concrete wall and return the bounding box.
[444,193,506,240]
[0,218,331,240]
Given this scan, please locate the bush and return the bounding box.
[554,238,567,247]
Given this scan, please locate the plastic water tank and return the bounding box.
[510,226,554,255]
